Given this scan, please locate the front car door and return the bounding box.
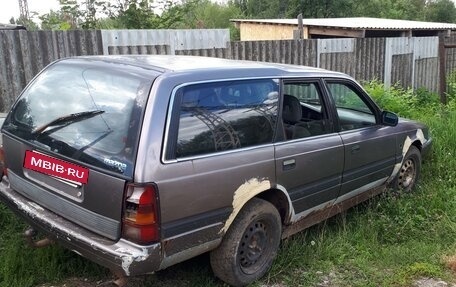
[275,79,344,217]
[324,79,397,201]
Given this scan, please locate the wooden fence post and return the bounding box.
[439,35,447,104]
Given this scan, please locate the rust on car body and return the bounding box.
[282,184,386,239]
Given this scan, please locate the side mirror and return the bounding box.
[381,111,398,126]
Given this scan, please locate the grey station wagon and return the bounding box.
[0,56,431,286]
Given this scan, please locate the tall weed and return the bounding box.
[363,81,440,119]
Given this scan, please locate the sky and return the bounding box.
[2,0,456,25]
[1,0,61,23]
[0,0,204,23]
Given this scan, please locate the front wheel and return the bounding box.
[210,198,282,286]
[394,146,422,192]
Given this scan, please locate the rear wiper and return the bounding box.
[32,110,105,136]
[72,128,113,159]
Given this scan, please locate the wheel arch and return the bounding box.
[411,139,422,151]
[388,129,425,183]
[409,128,425,151]
[256,188,293,225]
[219,178,294,235]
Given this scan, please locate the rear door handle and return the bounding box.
[283,159,296,170]
[351,144,361,154]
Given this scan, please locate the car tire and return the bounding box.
[394,146,422,192]
[210,198,282,287]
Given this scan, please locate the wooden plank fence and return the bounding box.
[0,30,103,112]
[0,30,446,112]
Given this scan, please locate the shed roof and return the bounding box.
[0,23,26,30]
[231,17,456,30]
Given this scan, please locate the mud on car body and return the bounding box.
[0,56,431,286]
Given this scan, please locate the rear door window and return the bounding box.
[168,79,279,159]
[282,81,331,139]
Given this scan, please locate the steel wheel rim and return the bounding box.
[238,219,271,275]
[398,158,416,189]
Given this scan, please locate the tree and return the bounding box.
[115,0,158,28]
[39,10,73,30]
[377,0,426,20]
[154,0,192,28]
[10,14,40,31]
[230,0,285,18]
[100,0,185,29]
[170,0,241,28]
[58,0,107,29]
[175,0,242,38]
[32,0,456,32]
[286,0,355,18]
[284,0,428,20]
[58,0,81,28]
[426,0,456,22]
[193,1,242,28]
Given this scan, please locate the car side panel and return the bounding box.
[338,126,397,197]
[155,146,275,240]
[135,75,277,259]
[275,134,344,214]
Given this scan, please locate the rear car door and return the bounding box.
[154,78,280,257]
[275,79,344,215]
[324,79,397,200]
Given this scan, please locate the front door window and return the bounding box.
[326,82,377,131]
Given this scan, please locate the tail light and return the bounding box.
[0,146,7,177]
[122,183,160,244]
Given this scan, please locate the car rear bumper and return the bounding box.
[0,177,162,277]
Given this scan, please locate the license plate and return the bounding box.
[24,150,89,184]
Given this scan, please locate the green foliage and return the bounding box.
[114,0,159,29]
[183,0,242,29]
[234,0,454,23]
[39,0,102,30]
[363,81,440,119]
[394,262,444,285]
[57,0,82,29]
[39,10,73,30]
[231,0,285,18]
[24,0,456,31]
[286,0,356,18]
[10,16,40,31]
[86,0,242,30]
[372,0,427,20]
[425,0,456,23]
[159,0,243,38]
[446,70,456,103]
[96,17,125,29]
[155,0,194,29]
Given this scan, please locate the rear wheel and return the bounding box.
[210,198,281,286]
[395,146,422,192]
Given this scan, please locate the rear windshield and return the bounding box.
[2,60,153,177]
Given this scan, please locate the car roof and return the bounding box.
[70,55,348,79]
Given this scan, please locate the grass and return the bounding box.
[2,82,456,286]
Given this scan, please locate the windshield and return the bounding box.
[3,60,153,177]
